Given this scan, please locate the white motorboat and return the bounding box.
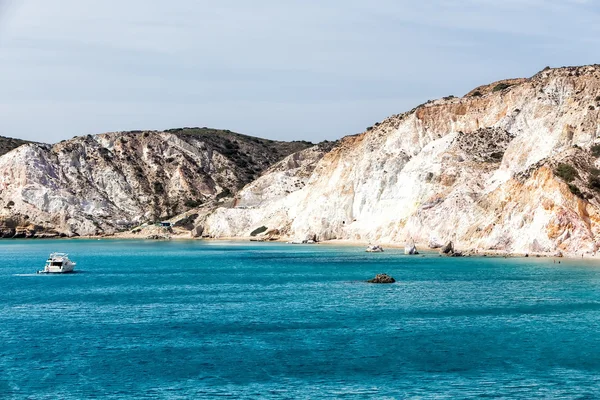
[38,253,76,274]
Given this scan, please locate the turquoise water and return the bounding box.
[2,240,600,398]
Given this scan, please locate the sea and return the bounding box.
[2,239,600,399]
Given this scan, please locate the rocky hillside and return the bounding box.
[0,128,312,237]
[196,65,600,256]
[187,141,337,237]
[0,135,33,157]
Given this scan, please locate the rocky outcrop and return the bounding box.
[367,274,396,284]
[190,225,204,238]
[0,128,312,237]
[249,228,281,242]
[197,65,600,256]
[405,241,419,255]
[366,245,384,252]
[440,241,454,255]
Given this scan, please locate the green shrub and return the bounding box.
[153,182,164,194]
[595,96,600,102]
[554,163,578,182]
[184,199,201,208]
[471,91,483,97]
[591,144,600,157]
[589,176,600,191]
[223,140,237,150]
[568,184,583,198]
[492,83,512,92]
[216,188,232,200]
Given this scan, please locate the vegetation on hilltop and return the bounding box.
[0,135,34,157]
[165,127,313,156]
[164,127,315,185]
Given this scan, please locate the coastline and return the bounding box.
[12,232,599,261]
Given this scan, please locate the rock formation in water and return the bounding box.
[367,274,396,284]
[0,128,312,237]
[196,65,600,256]
[405,240,419,255]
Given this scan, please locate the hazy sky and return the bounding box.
[0,0,598,143]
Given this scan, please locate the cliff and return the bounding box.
[198,65,600,255]
[4,65,600,255]
[0,128,312,237]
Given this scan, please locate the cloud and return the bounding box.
[0,0,598,143]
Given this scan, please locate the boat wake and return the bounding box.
[13,271,84,277]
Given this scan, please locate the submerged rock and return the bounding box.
[367,274,396,284]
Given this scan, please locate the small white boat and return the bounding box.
[38,253,76,274]
[366,245,384,253]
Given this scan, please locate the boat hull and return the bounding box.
[39,263,76,274]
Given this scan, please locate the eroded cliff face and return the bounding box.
[201,65,600,255]
[0,129,312,237]
[198,142,336,237]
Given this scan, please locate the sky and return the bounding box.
[0,0,598,144]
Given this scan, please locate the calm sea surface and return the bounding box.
[2,240,600,398]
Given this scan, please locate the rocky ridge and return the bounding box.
[0,128,312,237]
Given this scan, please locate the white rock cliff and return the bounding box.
[200,65,600,255]
[0,128,311,237]
[2,65,600,256]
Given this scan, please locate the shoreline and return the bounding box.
[7,233,599,261]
